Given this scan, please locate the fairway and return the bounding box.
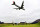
[0,23,40,27]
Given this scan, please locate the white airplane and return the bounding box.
[12,1,25,10]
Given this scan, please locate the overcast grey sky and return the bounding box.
[0,0,40,23]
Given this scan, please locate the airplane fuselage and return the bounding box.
[15,4,23,10]
[19,7,23,9]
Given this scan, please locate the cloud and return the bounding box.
[0,0,40,23]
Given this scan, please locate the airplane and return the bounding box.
[12,1,25,10]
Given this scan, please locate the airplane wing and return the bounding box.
[21,1,24,8]
[14,8,19,10]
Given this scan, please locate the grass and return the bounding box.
[0,23,40,27]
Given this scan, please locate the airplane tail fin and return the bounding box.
[12,1,15,5]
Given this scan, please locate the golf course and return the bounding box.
[0,22,40,27]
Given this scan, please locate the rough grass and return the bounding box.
[0,23,40,27]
